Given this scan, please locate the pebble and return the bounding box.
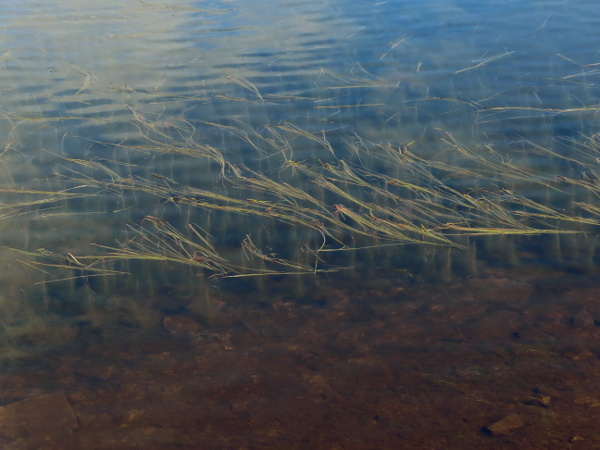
[483,413,525,436]
[76,364,116,380]
[162,315,200,334]
[572,309,595,328]
[573,396,600,408]
[526,394,552,408]
[564,348,595,361]
[468,310,527,338]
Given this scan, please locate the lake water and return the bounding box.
[2,0,600,448]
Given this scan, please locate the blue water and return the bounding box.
[0,0,598,323]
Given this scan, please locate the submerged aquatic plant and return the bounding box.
[24,110,600,290]
[4,57,600,292]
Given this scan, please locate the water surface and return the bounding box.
[1,1,600,447]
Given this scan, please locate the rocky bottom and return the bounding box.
[1,269,600,449]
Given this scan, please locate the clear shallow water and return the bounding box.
[1,1,600,447]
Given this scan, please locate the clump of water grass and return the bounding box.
[8,65,600,291]
[32,110,600,289]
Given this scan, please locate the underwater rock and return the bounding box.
[573,396,600,408]
[75,412,115,429]
[483,413,525,436]
[572,309,595,328]
[467,310,527,339]
[162,315,200,334]
[76,364,116,381]
[524,393,552,408]
[0,391,78,443]
[563,348,595,361]
[464,277,534,308]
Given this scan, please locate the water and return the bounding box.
[1,0,600,447]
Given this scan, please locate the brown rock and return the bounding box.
[76,364,116,380]
[572,309,595,328]
[562,288,600,307]
[525,394,552,408]
[465,277,534,306]
[483,413,525,436]
[76,412,115,429]
[564,348,595,361]
[0,391,78,444]
[162,315,200,334]
[468,310,527,339]
[573,396,600,408]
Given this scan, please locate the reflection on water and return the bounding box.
[2,0,600,447]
